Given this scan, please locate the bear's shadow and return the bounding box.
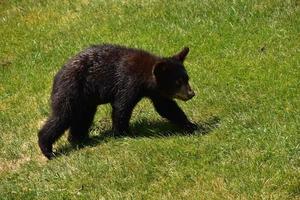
[55,116,220,158]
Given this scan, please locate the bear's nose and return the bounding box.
[188,90,195,99]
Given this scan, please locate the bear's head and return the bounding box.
[153,47,195,101]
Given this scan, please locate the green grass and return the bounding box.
[0,0,299,199]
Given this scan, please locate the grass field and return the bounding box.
[0,0,299,199]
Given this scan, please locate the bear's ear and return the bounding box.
[172,47,189,62]
[153,61,168,78]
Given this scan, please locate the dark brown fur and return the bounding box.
[38,44,196,159]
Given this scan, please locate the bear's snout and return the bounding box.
[174,83,195,101]
[187,89,195,99]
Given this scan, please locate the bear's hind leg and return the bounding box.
[68,106,97,144]
[38,116,70,159]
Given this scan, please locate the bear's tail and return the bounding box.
[38,116,69,159]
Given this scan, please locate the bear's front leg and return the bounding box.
[111,105,132,136]
[151,95,197,133]
[111,90,141,136]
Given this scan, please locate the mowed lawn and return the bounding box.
[0,0,299,199]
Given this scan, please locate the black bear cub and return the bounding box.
[38,44,197,159]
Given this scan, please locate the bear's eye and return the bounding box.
[175,79,182,87]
